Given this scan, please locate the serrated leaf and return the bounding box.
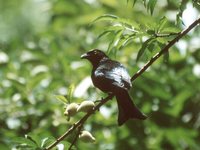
[147,0,157,15]
[55,95,68,104]
[92,14,118,24]
[136,37,156,62]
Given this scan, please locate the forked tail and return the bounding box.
[116,90,147,126]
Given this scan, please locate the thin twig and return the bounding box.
[68,124,83,150]
[45,17,200,150]
[154,32,179,38]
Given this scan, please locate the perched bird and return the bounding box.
[81,49,147,126]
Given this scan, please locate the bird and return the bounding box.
[81,49,147,126]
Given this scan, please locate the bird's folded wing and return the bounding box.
[94,65,131,90]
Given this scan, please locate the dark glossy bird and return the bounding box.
[81,49,147,126]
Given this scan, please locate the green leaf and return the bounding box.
[40,137,55,148]
[117,18,139,29]
[107,29,123,53]
[55,95,68,104]
[25,135,39,146]
[92,14,118,24]
[132,0,138,7]
[158,16,168,32]
[67,84,75,102]
[98,26,124,39]
[143,0,147,7]
[98,30,111,39]
[14,137,37,147]
[136,37,156,61]
[176,13,184,25]
[147,42,155,52]
[162,26,181,33]
[40,138,49,148]
[93,14,139,30]
[14,135,40,149]
[147,29,155,35]
[147,0,157,15]
[116,34,136,50]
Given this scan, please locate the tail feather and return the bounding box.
[116,90,147,126]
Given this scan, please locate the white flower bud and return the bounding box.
[79,130,96,143]
[77,101,95,113]
[64,103,79,116]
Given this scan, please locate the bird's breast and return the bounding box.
[91,73,111,93]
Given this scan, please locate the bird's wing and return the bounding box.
[94,60,132,90]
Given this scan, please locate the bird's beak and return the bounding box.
[81,53,89,59]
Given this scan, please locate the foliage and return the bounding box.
[0,0,200,149]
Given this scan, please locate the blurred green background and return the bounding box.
[0,0,200,149]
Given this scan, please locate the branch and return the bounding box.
[68,124,83,150]
[45,17,200,150]
[131,17,200,81]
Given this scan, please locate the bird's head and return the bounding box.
[81,49,108,66]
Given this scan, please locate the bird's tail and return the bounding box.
[115,90,147,126]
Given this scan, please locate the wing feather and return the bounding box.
[94,60,132,91]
